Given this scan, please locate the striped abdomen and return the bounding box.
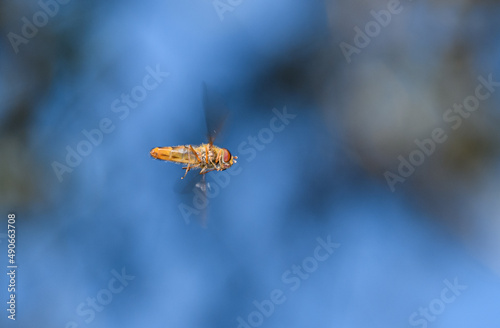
[150,146,201,165]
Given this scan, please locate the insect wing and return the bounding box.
[202,82,230,145]
[175,170,210,227]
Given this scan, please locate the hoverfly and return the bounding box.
[150,83,237,178]
[150,143,237,179]
[151,84,237,226]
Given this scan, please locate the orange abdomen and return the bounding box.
[150,146,199,165]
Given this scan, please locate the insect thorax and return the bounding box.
[197,144,218,168]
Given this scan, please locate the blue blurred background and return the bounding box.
[2,0,500,327]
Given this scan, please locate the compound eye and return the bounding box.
[222,149,231,163]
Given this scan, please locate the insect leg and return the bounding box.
[208,149,217,166]
[182,164,191,179]
[189,145,201,162]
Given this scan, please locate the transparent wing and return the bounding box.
[175,170,210,227]
[202,82,230,145]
